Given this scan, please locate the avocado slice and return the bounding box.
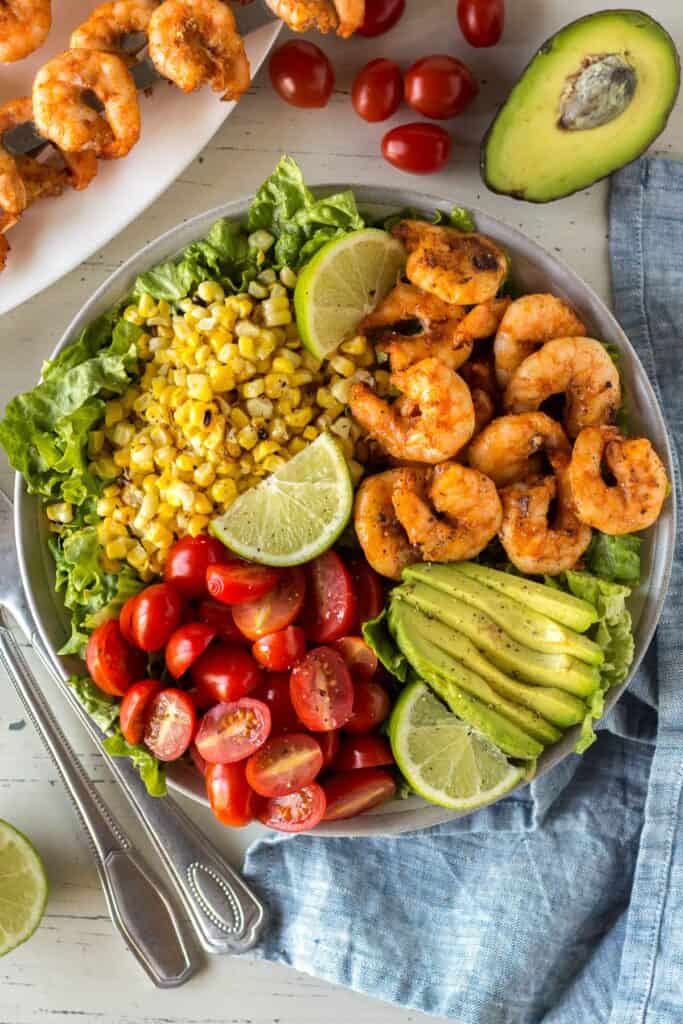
[481,10,680,202]
[404,564,603,665]
[396,582,600,697]
[390,599,586,729]
[454,563,597,633]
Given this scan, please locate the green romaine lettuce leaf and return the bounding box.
[67,675,120,732]
[362,609,409,682]
[377,204,475,234]
[103,730,166,797]
[584,532,641,584]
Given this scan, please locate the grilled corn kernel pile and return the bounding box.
[61,272,388,579]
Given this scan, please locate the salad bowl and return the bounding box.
[14,185,676,837]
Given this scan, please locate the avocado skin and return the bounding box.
[480,9,681,203]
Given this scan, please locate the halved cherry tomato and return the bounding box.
[119,680,162,745]
[348,559,384,628]
[165,623,216,679]
[382,122,452,174]
[457,0,504,47]
[144,688,196,762]
[197,600,248,645]
[290,647,354,731]
[86,620,147,697]
[190,642,263,704]
[130,582,184,652]
[258,782,326,832]
[189,741,207,777]
[251,672,301,734]
[352,59,403,123]
[344,680,391,734]
[404,55,478,120]
[358,0,405,36]
[323,768,396,820]
[302,551,357,644]
[164,534,229,599]
[335,734,394,771]
[246,733,323,797]
[232,567,306,641]
[206,562,280,606]
[269,40,334,108]
[332,636,378,680]
[195,698,271,764]
[206,761,261,827]
[119,595,138,645]
[253,626,306,672]
[312,730,340,768]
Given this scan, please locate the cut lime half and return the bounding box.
[0,820,48,957]
[210,433,353,566]
[295,228,406,358]
[389,682,525,812]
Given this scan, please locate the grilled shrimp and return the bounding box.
[264,0,364,36]
[33,49,140,159]
[499,454,592,576]
[354,469,420,579]
[349,356,475,463]
[71,0,158,52]
[505,336,621,438]
[493,293,585,388]
[392,463,502,562]
[468,412,570,486]
[568,426,668,535]
[0,0,51,62]
[148,0,250,100]
[361,283,468,371]
[391,220,507,305]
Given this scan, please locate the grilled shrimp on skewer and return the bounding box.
[264,0,364,37]
[71,0,158,52]
[0,0,51,62]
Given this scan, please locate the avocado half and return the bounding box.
[481,10,680,203]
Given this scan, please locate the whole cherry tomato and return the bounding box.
[358,0,405,36]
[195,698,271,764]
[269,40,334,108]
[404,55,479,119]
[232,567,306,641]
[457,0,504,47]
[352,59,403,123]
[246,733,323,797]
[86,620,146,697]
[143,688,196,761]
[258,783,326,832]
[118,594,138,645]
[130,583,184,652]
[206,762,261,827]
[120,680,162,745]
[163,534,229,599]
[251,672,301,734]
[290,647,354,731]
[190,642,263,704]
[301,551,357,644]
[165,622,216,679]
[344,680,391,734]
[206,562,280,606]
[253,626,307,672]
[322,768,396,820]
[382,122,452,174]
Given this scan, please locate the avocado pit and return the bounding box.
[558,54,637,131]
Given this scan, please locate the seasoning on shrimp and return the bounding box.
[264,0,364,37]
[361,282,468,372]
[468,411,570,486]
[70,0,158,52]
[0,0,51,63]
[493,293,586,388]
[354,469,421,580]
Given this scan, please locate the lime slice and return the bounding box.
[389,682,524,812]
[295,228,406,358]
[210,433,353,566]
[0,820,48,957]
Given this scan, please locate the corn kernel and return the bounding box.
[126,543,149,571]
[194,493,213,515]
[216,459,239,478]
[285,407,314,430]
[138,292,156,318]
[302,426,319,442]
[280,267,297,289]
[197,281,225,303]
[186,373,212,402]
[292,370,313,386]
[341,336,368,356]
[253,440,280,463]
[269,418,290,443]
[246,397,274,420]
[264,308,292,328]
[263,454,288,473]
[148,523,174,548]
[242,378,265,399]
[105,402,124,427]
[157,501,175,522]
[130,445,154,471]
[237,425,258,450]
[106,536,135,560]
[166,482,195,511]
[177,453,196,473]
[209,365,236,392]
[188,514,210,537]
[88,430,105,457]
[272,355,296,374]
[155,446,176,468]
[95,457,120,478]
[123,306,143,325]
[265,374,290,399]
[248,280,268,299]
[194,463,215,488]
[330,377,352,404]
[248,229,275,252]
[289,438,307,455]
[230,408,250,430]
[210,479,238,505]
[46,502,73,524]
[330,355,356,378]
[96,497,117,517]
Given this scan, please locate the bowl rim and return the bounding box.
[15,183,677,838]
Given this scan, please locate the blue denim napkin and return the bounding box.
[244,157,683,1024]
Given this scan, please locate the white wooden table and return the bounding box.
[1,3,681,1021]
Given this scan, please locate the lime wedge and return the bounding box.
[295,228,406,358]
[0,820,48,957]
[210,433,353,566]
[389,682,524,812]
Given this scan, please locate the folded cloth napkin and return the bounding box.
[243,156,683,1024]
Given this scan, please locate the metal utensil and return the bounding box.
[0,489,267,955]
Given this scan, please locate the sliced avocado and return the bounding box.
[454,563,597,633]
[404,564,603,666]
[396,582,600,697]
[482,10,680,202]
[390,600,586,728]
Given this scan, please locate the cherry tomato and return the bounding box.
[119,680,162,745]
[164,534,229,600]
[206,562,280,606]
[323,768,396,820]
[206,762,261,827]
[457,0,504,47]
[232,567,305,641]
[344,679,391,734]
[189,742,207,777]
[331,636,378,680]
[144,688,197,762]
[405,55,479,120]
[86,620,147,697]
[312,730,340,768]
[302,551,357,644]
[258,782,326,832]
[195,698,271,764]
[335,734,394,771]
[119,595,138,645]
[358,0,405,36]
[246,733,323,797]
[190,642,263,704]
[253,626,306,672]
[352,59,403,123]
[130,582,184,652]
[165,623,216,679]
[269,40,334,109]
[197,600,248,645]
[290,647,354,731]
[348,559,384,628]
[382,123,452,174]
[251,672,301,734]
